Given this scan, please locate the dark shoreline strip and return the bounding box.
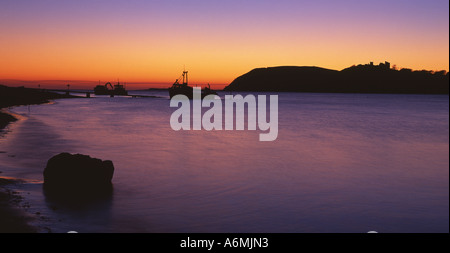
[0,178,37,233]
[0,111,36,233]
[0,111,17,132]
[0,84,80,233]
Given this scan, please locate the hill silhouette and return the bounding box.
[224,63,449,94]
[0,85,79,130]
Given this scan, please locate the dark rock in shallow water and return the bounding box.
[43,153,114,194]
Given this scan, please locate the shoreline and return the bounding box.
[0,110,38,233]
[0,110,18,132]
[0,177,37,233]
[0,84,80,233]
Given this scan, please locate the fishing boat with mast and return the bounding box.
[168,70,217,99]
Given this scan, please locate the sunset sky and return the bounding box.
[0,0,448,89]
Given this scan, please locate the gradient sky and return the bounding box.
[0,0,448,89]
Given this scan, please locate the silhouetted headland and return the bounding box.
[223,62,449,94]
[0,84,79,109]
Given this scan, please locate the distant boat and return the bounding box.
[94,81,128,96]
[168,70,217,99]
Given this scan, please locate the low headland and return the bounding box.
[224,62,449,94]
[0,85,79,130]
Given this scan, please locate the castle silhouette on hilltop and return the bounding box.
[366,61,390,69]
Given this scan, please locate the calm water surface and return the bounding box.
[0,91,448,232]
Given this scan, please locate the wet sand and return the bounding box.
[0,84,79,233]
[0,111,17,131]
[0,177,36,233]
[0,110,35,233]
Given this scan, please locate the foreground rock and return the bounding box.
[43,153,114,195]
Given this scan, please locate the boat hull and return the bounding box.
[169,86,217,99]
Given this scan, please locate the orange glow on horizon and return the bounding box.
[0,1,448,89]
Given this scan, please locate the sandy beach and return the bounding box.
[0,176,36,233]
[0,85,78,233]
[1,107,36,232]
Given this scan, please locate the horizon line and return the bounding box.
[1,62,448,89]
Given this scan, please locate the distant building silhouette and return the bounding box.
[365,61,391,70]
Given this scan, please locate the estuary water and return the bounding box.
[0,91,448,232]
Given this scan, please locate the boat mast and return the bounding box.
[182,70,188,85]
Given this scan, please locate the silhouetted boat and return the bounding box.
[94,82,128,96]
[168,70,217,99]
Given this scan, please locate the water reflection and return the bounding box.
[1,92,448,232]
